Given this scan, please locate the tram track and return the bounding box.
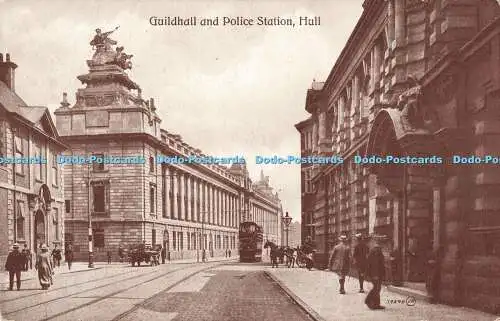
[3,267,167,317]
[0,268,136,304]
[37,262,224,321]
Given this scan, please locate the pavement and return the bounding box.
[265,267,499,321]
[1,256,237,289]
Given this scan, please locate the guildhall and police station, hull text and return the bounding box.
[149,16,320,27]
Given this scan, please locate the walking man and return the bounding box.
[65,244,74,270]
[21,244,32,271]
[5,243,24,290]
[118,245,124,263]
[51,245,62,267]
[353,233,369,293]
[107,250,112,264]
[161,246,166,264]
[365,236,386,309]
[329,235,350,294]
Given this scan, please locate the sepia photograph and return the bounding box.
[1,0,500,320]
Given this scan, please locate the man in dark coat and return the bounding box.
[21,244,32,271]
[302,236,315,270]
[329,235,350,294]
[161,246,166,264]
[5,243,24,290]
[51,245,62,267]
[365,237,386,309]
[353,233,369,293]
[65,244,74,270]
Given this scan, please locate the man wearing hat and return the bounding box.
[328,235,351,294]
[365,235,386,309]
[353,233,369,293]
[5,243,25,290]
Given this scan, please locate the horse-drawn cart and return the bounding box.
[128,244,161,266]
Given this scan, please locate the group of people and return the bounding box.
[4,243,61,291]
[328,233,386,310]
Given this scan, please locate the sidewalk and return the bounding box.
[265,267,498,321]
[1,256,238,286]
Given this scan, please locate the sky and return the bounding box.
[0,0,364,223]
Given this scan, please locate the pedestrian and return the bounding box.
[65,244,74,270]
[291,248,298,268]
[36,244,54,290]
[202,249,207,262]
[228,249,231,258]
[118,245,124,263]
[302,236,315,270]
[161,246,166,264]
[51,244,62,267]
[21,244,32,271]
[353,233,369,293]
[107,250,112,264]
[329,235,350,294]
[365,236,386,310]
[5,243,24,290]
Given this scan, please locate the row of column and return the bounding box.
[162,166,240,228]
[251,204,279,236]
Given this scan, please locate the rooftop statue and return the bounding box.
[114,46,133,70]
[87,26,133,70]
[90,27,119,51]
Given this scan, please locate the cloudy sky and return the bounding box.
[0,0,364,222]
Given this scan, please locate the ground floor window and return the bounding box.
[152,229,156,246]
[93,229,104,248]
[173,231,177,250]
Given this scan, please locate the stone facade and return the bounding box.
[0,53,66,268]
[296,0,500,314]
[54,31,281,263]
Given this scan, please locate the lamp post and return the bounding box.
[282,211,292,247]
[87,164,94,268]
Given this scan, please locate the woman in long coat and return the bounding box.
[35,244,54,290]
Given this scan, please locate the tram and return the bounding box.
[238,222,263,262]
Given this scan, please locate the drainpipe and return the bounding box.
[12,126,17,243]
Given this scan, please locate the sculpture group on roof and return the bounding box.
[88,27,133,70]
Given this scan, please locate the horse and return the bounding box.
[264,241,279,268]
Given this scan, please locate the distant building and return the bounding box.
[0,53,66,267]
[295,0,500,314]
[54,31,281,262]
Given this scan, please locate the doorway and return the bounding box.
[34,210,45,251]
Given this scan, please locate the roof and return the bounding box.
[18,106,46,123]
[311,81,325,91]
[0,81,27,112]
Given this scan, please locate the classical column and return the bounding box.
[194,179,199,222]
[221,191,226,226]
[172,169,178,220]
[163,166,169,218]
[351,75,359,117]
[337,96,345,132]
[184,174,193,221]
[394,0,406,48]
[208,184,212,224]
[179,173,185,220]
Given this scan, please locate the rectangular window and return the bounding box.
[0,122,5,160]
[52,152,58,186]
[16,201,25,240]
[172,231,177,250]
[15,136,24,174]
[65,200,71,214]
[92,153,105,172]
[35,142,42,180]
[152,229,156,246]
[93,229,105,248]
[150,184,156,214]
[53,207,59,241]
[149,156,155,173]
[91,181,109,214]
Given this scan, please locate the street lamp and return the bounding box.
[86,165,94,268]
[282,211,292,247]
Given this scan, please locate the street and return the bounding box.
[0,261,311,321]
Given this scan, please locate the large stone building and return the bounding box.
[54,30,281,262]
[296,0,500,314]
[0,53,66,267]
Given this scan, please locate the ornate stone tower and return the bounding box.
[54,28,161,262]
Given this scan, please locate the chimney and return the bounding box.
[150,98,156,112]
[0,53,18,91]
